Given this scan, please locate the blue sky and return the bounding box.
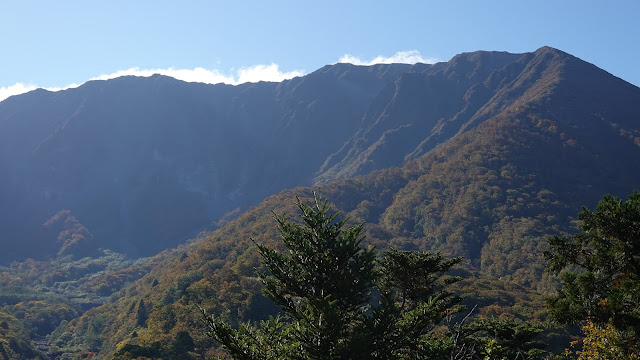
[1,1,639,101]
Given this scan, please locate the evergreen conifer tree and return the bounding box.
[545,191,640,357]
[204,194,546,359]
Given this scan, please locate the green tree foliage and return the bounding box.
[464,318,547,360]
[545,191,640,356]
[256,195,376,359]
[0,311,47,359]
[203,195,462,358]
[113,330,197,360]
[203,195,546,359]
[137,299,148,327]
[370,249,465,358]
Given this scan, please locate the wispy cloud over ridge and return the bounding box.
[87,64,304,85]
[338,50,438,65]
[0,64,305,102]
[0,83,39,102]
[0,51,436,102]
[236,64,304,84]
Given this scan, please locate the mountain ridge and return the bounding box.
[3,46,640,358]
[58,99,640,356]
[1,46,638,263]
[0,63,407,260]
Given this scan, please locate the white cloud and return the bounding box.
[0,52,437,102]
[88,64,305,86]
[0,83,38,102]
[0,64,305,102]
[338,50,439,65]
[237,64,304,84]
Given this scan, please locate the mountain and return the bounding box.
[35,47,640,358]
[317,47,640,181]
[0,64,412,260]
[6,46,637,264]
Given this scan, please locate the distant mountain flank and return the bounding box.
[316,47,640,181]
[3,46,640,359]
[60,91,640,357]
[0,46,639,263]
[0,64,409,260]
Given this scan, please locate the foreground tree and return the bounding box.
[545,191,640,357]
[567,320,639,360]
[204,194,545,359]
[464,318,546,360]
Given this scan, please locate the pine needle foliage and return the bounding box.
[545,191,640,357]
[203,194,467,359]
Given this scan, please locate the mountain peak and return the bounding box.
[1,47,638,262]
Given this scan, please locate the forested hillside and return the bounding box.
[49,65,640,356]
[4,47,636,262]
[2,46,640,358]
[0,64,410,260]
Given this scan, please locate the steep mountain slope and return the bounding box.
[0,64,412,260]
[316,47,640,182]
[316,50,522,181]
[50,48,640,358]
[4,47,627,263]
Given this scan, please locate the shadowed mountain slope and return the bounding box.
[49,47,640,358]
[0,64,411,260]
[1,46,638,268]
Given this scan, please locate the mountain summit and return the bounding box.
[0,46,638,262]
